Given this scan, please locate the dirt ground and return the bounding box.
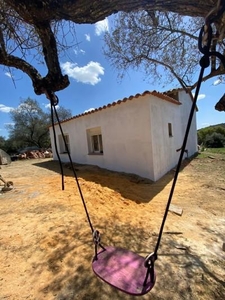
[0,153,224,300]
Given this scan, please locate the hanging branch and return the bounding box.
[4,1,215,24]
[0,0,224,95]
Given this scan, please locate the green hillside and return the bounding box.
[197,124,225,147]
[198,123,225,131]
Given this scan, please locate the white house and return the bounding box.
[49,89,197,181]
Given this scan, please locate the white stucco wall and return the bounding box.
[150,90,197,181]
[178,90,198,156]
[50,95,155,180]
[49,90,197,182]
[149,97,182,181]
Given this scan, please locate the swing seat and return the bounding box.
[92,246,156,296]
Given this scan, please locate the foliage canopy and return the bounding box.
[197,124,225,147]
[5,98,72,151]
[0,0,225,96]
[104,12,205,89]
[205,132,225,148]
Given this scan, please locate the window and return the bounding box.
[168,123,173,137]
[87,127,104,154]
[58,134,70,153]
[91,134,103,153]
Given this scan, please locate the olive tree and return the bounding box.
[103,11,225,90]
[0,1,225,108]
[8,98,72,148]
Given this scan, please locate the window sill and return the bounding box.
[88,152,104,155]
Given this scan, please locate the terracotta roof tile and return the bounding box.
[52,90,181,125]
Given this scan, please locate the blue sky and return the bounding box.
[0,17,224,138]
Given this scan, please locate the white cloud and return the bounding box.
[201,123,210,128]
[44,103,51,109]
[84,108,95,113]
[44,103,60,109]
[197,94,206,100]
[95,18,109,36]
[74,49,85,55]
[61,61,104,85]
[5,72,12,78]
[4,122,14,126]
[192,93,206,100]
[85,34,91,42]
[0,104,13,113]
[213,79,222,86]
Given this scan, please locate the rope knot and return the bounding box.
[93,230,101,245]
[44,90,59,106]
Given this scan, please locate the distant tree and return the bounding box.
[0,136,6,149]
[205,132,225,148]
[2,138,20,154]
[197,128,214,145]
[48,106,72,123]
[8,98,49,148]
[198,126,225,145]
[0,136,19,154]
[215,126,225,136]
[7,98,72,149]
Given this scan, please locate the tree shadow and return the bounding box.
[2,161,224,300]
[33,157,194,204]
[29,217,225,300]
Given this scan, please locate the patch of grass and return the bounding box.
[197,148,225,159]
[197,152,209,159]
[206,148,225,154]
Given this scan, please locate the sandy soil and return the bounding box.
[0,153,224,300]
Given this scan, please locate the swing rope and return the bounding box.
[143,0,225,282]
[47,91,94,232]
[47,91,106,254]
[47,93,65,191]
[44,0,225,295]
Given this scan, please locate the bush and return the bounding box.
[205,133,225,148]
[197,125,225,145]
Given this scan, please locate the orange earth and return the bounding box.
[0,153,224,300]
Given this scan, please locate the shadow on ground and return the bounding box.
[34,157,193,204]
[31,218,225,300]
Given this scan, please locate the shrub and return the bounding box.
[205,133,225,148]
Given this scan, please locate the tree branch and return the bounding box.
[0,29,6,55]
[159,25,199,40]
[0,49,69,94]
[190,68,225,90]
[5,0,215,23]
[125,54,188,90]
[215,93,225,111]
[1,0,224,96]
[33,21,70,94]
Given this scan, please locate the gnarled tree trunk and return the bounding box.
[1,0,224,104]
[5,1,216,23]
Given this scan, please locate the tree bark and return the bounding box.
[1,0,224,95]
[215,93,225,111]
[5,1,217,23]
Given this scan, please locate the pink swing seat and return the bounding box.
[92,246,156,296]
